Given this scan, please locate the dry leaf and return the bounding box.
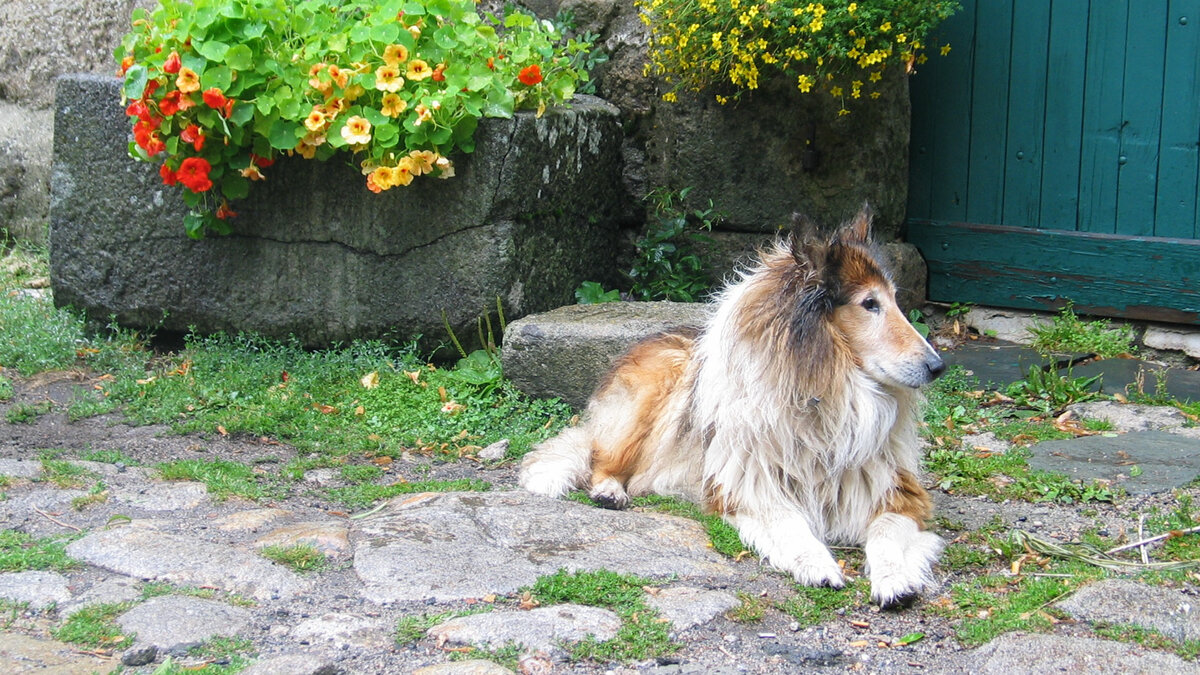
[314,404,337,414]
[483,594,497,603]
[360,371,380,389]
[518,591,539,610]
[849,620,870,629]
[354,405,365,416]
[136,376,156,385]
[216,425,228,437]
[848,640,870,648]
[438,386,448,402]
[404,370,422,385]
[441,401,465,415]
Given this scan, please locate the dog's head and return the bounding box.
[788,204,945,389]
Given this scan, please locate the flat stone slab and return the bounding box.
[238,654,346,675]
[428,604,621,652]
[412,660,515,675]
[951,632,1200,674]
[215,508,292,532]
[254,521,350,556]
[941,341,1055,387]
[503,302,709,409]
[117,595,252,652]
[646,586,739,631]
[1058,579,1200,643]
[290,612,389,649]
[111,481,208,511]
[0,570,71,608]
[59,576,142,617]
[0,633,119,674]
[352,491,734,603]
[66,528,307,600]
[1070,358,1200,402]
[0,459,43,479]
[1067,401,1191,433]
[1028,431,1200,494]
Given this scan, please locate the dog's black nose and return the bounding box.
[926,352,946,380]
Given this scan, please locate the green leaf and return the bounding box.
[894,632,925,646]
[268,119,302,150]
[122,65,149,99]
[242,22,267,39]
[201,65,232,91]
[195,40,230,62]
[370,23,400,44]
[221,174,251,200]
[224,44,254,70]
[349,25,371,44]
[184,212,207,239]
[229,100,255,125]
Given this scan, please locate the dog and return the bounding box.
[519,205,946,607]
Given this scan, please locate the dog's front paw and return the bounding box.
[787,552,845,589]
[867,529,943,609]
[589,477,630,510]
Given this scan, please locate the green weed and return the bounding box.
[52,601,134,649]
[77,448,140,465]
[327,478,491,511]
[0,374,12,401]
[727,591,767,622]
[40,460,99,489]
[140,581,256,607]
[574,281,621,304]
[1094,623,1200,661]
[0,530,79,572]
[529,568,676,662]
[156,458,283,502]
[1028,305,1135,358]
[6,400,53,424]
[259,543,327,573]
[71,481,109,510]
[628,494,748,558]
[941,543,995,571]
[396,607,493,645]
[339,464,384,484]
[1005,365,1102,416]
[925,446,1116,504]
[776,580,868,628]
[628,187,718,302]
[940,567,1101,646]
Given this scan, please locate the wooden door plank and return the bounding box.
[964,1,1012,225]
[1001,0,1052,228]
[1155,0,1200,238]
[1038,0,1090,232]
[1116,2,1168,237]
[924,2,977,222]
[907,219,1200,324]
[1078,2,1129,234]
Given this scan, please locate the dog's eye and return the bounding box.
[861,297,880,313]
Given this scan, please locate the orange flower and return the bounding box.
[374,65,404,92]
[408,150,436,175]
[241,165,266,181]
[159,163,178,186]
[518,64,542,86]
[432,63,446,82]
[370,165,397,190]
[176,157,213,192]
[134,123,165,155]
[383,44,409,66]
[366,172,384,193]
[328,65,349,88]
[251,154,275,168]
[380,93,407,117]
[406,59,432,81]
[393,157,416,186]
[323,98,348,116]
[304,109,327,132]
[295,132,325,159]
[163,51,181,74]
[180,123,205,151]
[202,88,233,117]
[176,67,200,93]
[413,103,434,126]
[118,55,135,76]
[340,115,372,145]
[215,202,237,220]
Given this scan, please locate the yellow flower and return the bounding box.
[340,115,372,145]
[413,103,434,126]
[848,2,857,12]
[304,108,327,132]
[869,70,882,82]
[870,91,881,99]
[896,33,907,44]
[176,68,200,93]
[370,166,396,190]
[940,43,952,56]
[406,59,432,81]
[918,53,929,64]
[838,108,850,116]
[393,157,416,186]
[880,21,891,32]
[408,150,436,175]
[381,93,407,117]
[855,37,866,49]
[830,86,843,97]
[383,44,409,66]
[375,65,404,92]
[662,91,678,102]
[797,74,814,92]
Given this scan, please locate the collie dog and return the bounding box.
[519,206,946,607]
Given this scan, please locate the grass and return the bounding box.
[52,601,135,649]
[156,458,285,502]
[140,581,256,607]
[259,543,327,572]
[0,530,79,572]
[0,374,13,401]
[776,579,868,628]
[77,448,140,465]
[727,591,767,623]
[925,445,1117,504]
[40,460,100,489]
[327,477,491,510]
[1028,304,1136,358]
[71,481,109,510]
[6,400,53,424]
[528,568,676,662]
[934,567,1100,646]
[395,606,494,645]
[627,494,747,557]
[1094,623,1200,661]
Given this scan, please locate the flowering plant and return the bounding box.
[117,0,593,237]
[637,0,958,112]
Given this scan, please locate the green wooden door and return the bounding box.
[907,0,1200,324]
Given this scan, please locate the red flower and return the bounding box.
[158,90,183,116]
[223,99,235,118]
[176,157,213,192]
[251,154,275,168]
[215,202,237,220]
[159,163,178,186]
[163,51,181,74]
[117,55,135,77]
[126,100,150,121]
[203,88,228,110]
[432,64,446,82]
[142,79,161,99]
[180,124,205,151]
[518,64,542,86]
[133,122,165,155]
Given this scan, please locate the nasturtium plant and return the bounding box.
[117,0,594,237]
[637,0,958,113]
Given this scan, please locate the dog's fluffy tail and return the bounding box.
[519,426,592,498]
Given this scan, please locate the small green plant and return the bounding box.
[156,458,282,501]
[140,581,256,606]
[945,301,973,318]
[327,477,490,510]
[0,374,12,401]
[1028,304,1135,358]
[940,567,1099,646]
[77,448,140,466]
[777,579,867,628]
[340,464,385,484]
[52,602,135,649]
[72,481,110,511]
[574,280,621,304]
[40,460,100,489]
[0,530,79,572]
[628,494,747,557]
[443,298,505,393]
[1094,623,1200,661]
[1005,364,1102,416]
[6,400,53,424]
[396,607,493,646]
[259,543,328,573]
[908,308,930,338]
[628,187,718,302]
[528,568,676,662]
[118,0,595,237]
[727,591,767,622]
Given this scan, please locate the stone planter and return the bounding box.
[49,74,632,348]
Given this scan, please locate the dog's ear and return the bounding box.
[789,213,828,270]
[834,202,873,245]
